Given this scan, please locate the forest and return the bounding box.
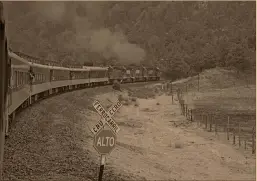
[3,1,256,79]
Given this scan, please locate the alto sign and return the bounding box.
[91,99,122,155]
[93,129,117,155]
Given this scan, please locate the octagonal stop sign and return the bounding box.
[93,129,117,155]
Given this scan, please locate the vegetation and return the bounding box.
[3,1,256,80]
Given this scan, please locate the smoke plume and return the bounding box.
[5,1,146,65]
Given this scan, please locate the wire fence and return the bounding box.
[160,82,256,155]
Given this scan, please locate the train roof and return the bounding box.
[9,52,108,72]
[85,66,108,71]
[9,51,31,65]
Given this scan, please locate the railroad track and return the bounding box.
[5,79,165,138]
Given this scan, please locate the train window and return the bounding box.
[18,72,20,86]
[95,71,99,78]
[19,72,22,85]
[26,72,28,84]
[20,72,22,85]
[22,72,24,85]
[18,72,21,86]
[16,72,19,86]
[23,72,25,84]
[23,72,26,84]
[14,71,17,87]
[21,72,24,85]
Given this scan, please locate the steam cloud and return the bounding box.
[35,2,146,65]
[89,29,145,65]
[33,2,66,22]
[6,2,146,65]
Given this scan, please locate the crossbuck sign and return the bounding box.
[91,100,122,135]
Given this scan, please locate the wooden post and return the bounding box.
[238,123,241,147]
[244,140,247,150]
[209,114,212,132]
[98,155,106,181]
[177,89,180,100]
[200,114,203,127]
[252,126,255,154]
[185,104,187,117]
[205,114,208,129]
[215,118,217,135]
[171,83,174,104]
[233,128,236,145]
[190,109,193,121]
[197,73,200,92]
[227,116,230,140]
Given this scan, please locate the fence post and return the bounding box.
[233,128,236,145]
[185,104,187,117]
[171,83,174,104]
[190,109,193,121]
[181,102,185,115]
[227,116,230,140]
[177,89,180,100]
[244,140,247,150]
[238,123,241,147]
[197,73,200,92]
[252,126,255,154]
[215,118,217,136]
[209,114,212,132]
[200,114,203,127]
[205,115,208,129]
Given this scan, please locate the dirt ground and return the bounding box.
[3,83,256,181]
[82,88,256,180]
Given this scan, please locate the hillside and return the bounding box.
[172,67,256,114]
[3,1,256,79]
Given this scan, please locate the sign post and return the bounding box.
[91,100,122,181]
[98,155,106,181]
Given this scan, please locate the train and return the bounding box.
[6,51,161,136]
[0,2,8,179]
[0,3,161,177]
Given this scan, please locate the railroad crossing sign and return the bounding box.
[93,129,117,155]
[91,100,123,181]
[91,100,122,135]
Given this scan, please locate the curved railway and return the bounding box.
[0,4,161,178]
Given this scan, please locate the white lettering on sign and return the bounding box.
[92,100,121,134]
[91,101,122,134]
[91,119,105,134]
[97,137,115,147]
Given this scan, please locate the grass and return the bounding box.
[173,68,256,151]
